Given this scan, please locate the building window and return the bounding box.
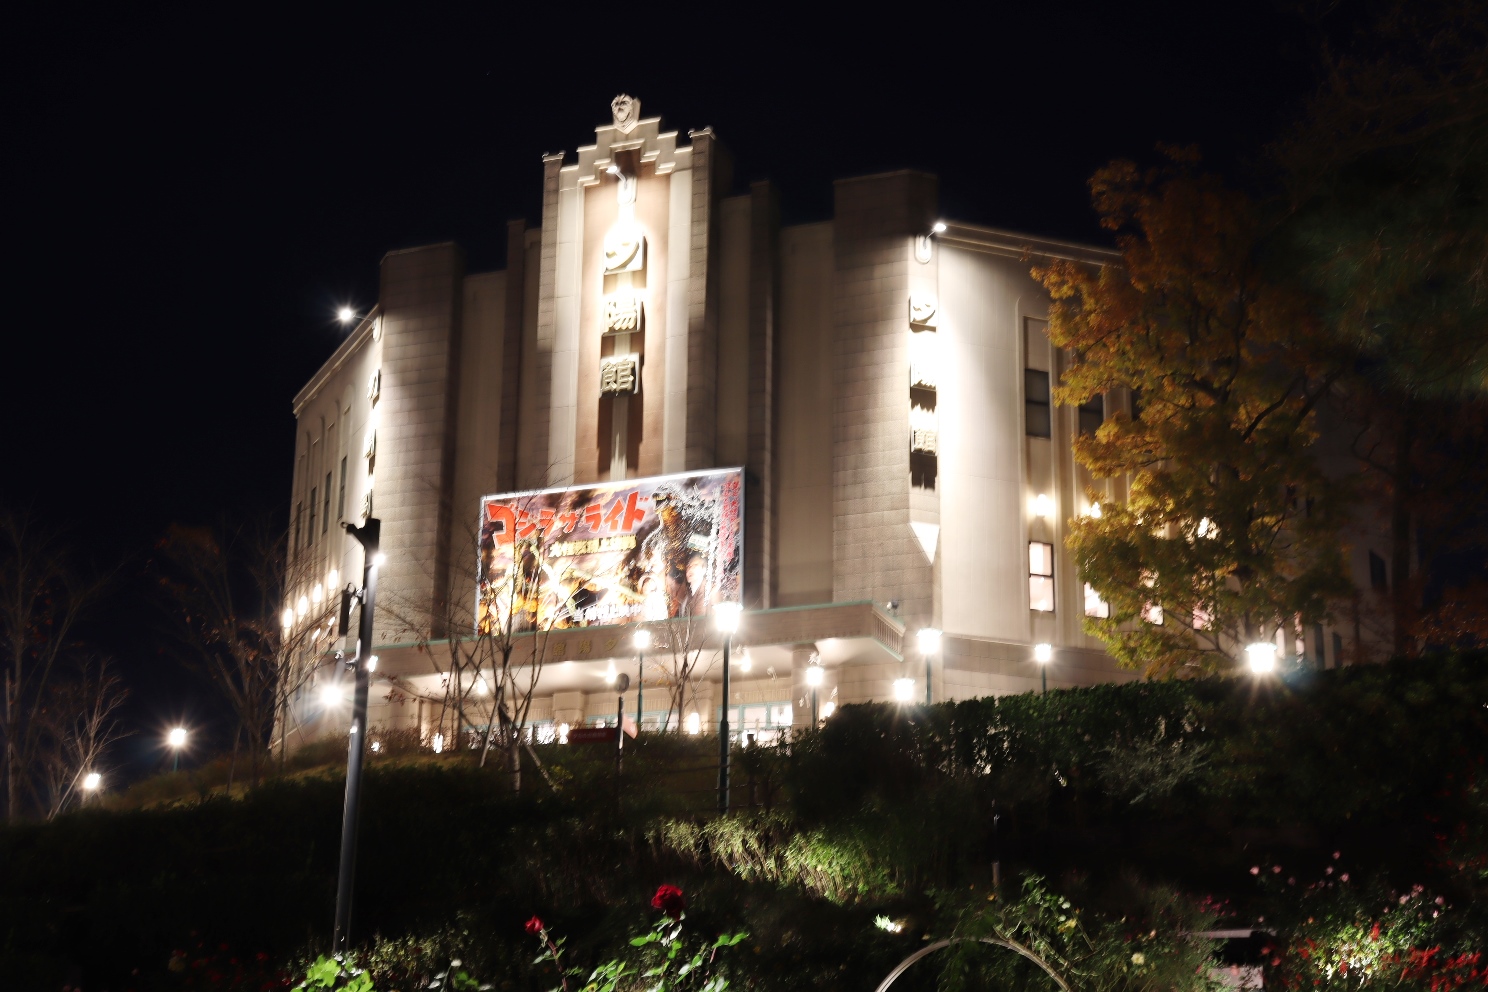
[294,502,303,551]
[1025,369,1051,438]
[1083,582,1109,619]
[338,457,347,521]
[323,473,332,533]
[1369,551,1388,591]
[1029,541,1054,612]
[1078,395,1104,436]
[308,488,317,545]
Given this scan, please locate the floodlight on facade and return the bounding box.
[366,655,378,672]
[297,595,309,618]
[821,700,836,719]
[320,683,344,707]
[282,607,295,630]
[1034,493,1053,518]
[475,676,488,695]
[327,568,339,589]
[338,307,356,323]
[738,650,752,673]
[685,712,701,735]
[1246,642,1278,674]
[311,583,324,605]
[893,677,916,701]
[714,602,742,634]
[1034,642,1053,663]
[1088,501,1102,519]
[932,221,947,234]
[372,552,387,568]
[432,733,444,754]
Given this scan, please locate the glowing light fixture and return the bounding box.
[893,677,916,702]
[558,722,571,744]
[820,700,837,719]
[1089,501,1103,519]
[738,650,752,673]
[603,661,617,685]
[475,675,488,695]
[917,627,942,655]
[327,568,339,589]
[167,727,187,749]
[685,712,701,735]
[281,607,295,629]
[432,733,445,754]
[311,583,324,605]
[370,741,381,753]
[1246,642,1278,674]
[372,552,387,568]
[1034,493,1053,518]
[320,683,344,706]
[714,602,742,634]
[1034,642,1053,664]
[633,628,652,651]
[337,307,356,324]
[366,655,378,672]
[296,595,309,618]
[932,221,947,234]
[83,772,101,791]
[805,664,825,687]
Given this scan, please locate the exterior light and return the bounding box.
[714,602,742,634]
[1034,493,1053,518]
[432,733,444,754]
[738,650,752,673]
[167,727,187,749]
[372,552,387,568]
[1246,642,1278,674]
[1197,517,1214,538]
[603,661,617,685]
[1089,502,1102,519]
[296,595,309,618]
[558,722,571,744]
[893,677,916,701]
[311,583,324,604]
[320,682,344,706]
[820,700,837,719]
[475,675,488,695]
[366,655,378,672]
[932,221,947,234]
[327,568,339,589]
[1034,642,1053,663]
[281,607,295,629]
[805,664,825,687]
[606,164,622,176]
[917,627,942,655]
[83,772,101,791]
[685,712,701,735]
[370,741,381,753]
[633,628,652,651]
[338,307,356,324]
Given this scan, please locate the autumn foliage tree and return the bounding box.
[1036,153,1352,675]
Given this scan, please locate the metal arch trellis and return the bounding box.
[872,936,1075,992]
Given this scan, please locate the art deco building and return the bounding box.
[281,97,1371,746]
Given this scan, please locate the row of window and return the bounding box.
[294,456,350,552]
[1024,369,1106,439]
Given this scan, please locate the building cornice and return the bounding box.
[292,306,380,416]
[938,222,1120,265]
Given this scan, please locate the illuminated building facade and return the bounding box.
[282,97,1370,745]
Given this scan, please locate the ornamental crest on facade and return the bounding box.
[611,94,640,133]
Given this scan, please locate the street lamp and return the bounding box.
[714,602,742,813]
[1246,641,1278,675]
[333,516,381,955]
[805,660,825,725]
[917,628,942,705]
[893,677,916,702]
[83,772,101,793]
[633,628,651,732]
[337,306,357,324]
[1034,642,1052,694]
[167,727,187,773]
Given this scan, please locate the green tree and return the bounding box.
[1036,153,1351,675]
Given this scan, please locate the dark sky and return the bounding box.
[2,2,1328,763]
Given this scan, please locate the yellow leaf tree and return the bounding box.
[1035,152,1352,675]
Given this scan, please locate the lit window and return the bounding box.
[1083,583,1109,619]
[1029,541,1054,612]
[1025,369,1051,438]
[1078,395,1104,436]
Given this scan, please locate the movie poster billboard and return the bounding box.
[476,468,743,633]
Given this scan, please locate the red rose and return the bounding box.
[525,916,545,935]
[652,884,687,919]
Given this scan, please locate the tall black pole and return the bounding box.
[718,634,731,813]
[1041,663,1047,695]
[636,645,644,730]
[924,650,932,706]
[333,518,379,955]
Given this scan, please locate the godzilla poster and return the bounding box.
[476,468,744,633]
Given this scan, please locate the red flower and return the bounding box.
[525,916,545,935]
[652,884,687,919]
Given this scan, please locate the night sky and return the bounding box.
[3,3,1328,767]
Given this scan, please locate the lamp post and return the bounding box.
[633,628,651,731]
[614,672,631,777]
[333,517,380,955]
[917,628,941,705]
[1034,642,1052,694]
[167,727,187,773]
[806,660,824,725]
[714,602,742,814]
